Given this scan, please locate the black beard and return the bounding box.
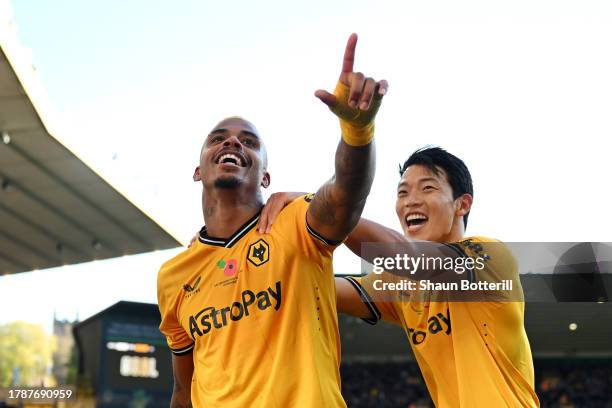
[214,176,242,189]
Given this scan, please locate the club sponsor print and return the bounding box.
[189,281,282,338]
[406,308,452,345]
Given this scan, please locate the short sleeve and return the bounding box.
[451,237,522,301]
[452,238,518,280]
[272,194,342,260]
[343,274,402,326]
[157,268,194,355]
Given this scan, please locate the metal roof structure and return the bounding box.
[0,22,180,275]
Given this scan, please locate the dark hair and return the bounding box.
[399,146,473,228]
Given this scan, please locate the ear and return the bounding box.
[261,171,271,188]
[193,166,202,182]
[455,193,473,217]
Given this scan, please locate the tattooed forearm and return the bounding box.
[308,185,338,226]
[308,139,375,239]
[333,140,375,202]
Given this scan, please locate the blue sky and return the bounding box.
[1,0,611,330]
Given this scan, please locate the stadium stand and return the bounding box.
[340,360,612,408]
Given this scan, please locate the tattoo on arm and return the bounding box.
[333,140,375,201]
[308,186,338,226]
[309,140,375,239]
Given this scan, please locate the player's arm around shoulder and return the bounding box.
[257,192,306,234]
[342,217,473,283]
[344,217,407,257]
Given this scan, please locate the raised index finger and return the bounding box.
[341,33,358,75]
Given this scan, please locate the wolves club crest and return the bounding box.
[247,239,270,267]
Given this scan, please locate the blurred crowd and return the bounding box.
[341,360,612,408]
[538,365,612,408]
[341,362,433,408]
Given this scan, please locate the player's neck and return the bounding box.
[201,189,263,238]
[446,224,465,243]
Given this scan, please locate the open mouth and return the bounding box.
[405,213,428,230]
[215,152,246,167]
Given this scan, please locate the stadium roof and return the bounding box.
[0,24,181,275]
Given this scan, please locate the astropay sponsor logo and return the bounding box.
[406,308,451,346]
[189,281,282,339]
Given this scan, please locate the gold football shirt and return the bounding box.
[157,195,346,407]
[346,237,540,407]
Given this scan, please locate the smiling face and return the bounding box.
[395,164,471,243]
[193,117,269,192]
